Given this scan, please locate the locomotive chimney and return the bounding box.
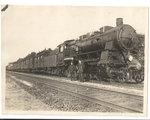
[116,18,123,26]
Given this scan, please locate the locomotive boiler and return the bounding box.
[76,20,138,52]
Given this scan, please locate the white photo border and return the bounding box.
[0,0,149,119]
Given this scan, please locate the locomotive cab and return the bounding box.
[56,40,78,77]
[57,40,77,65]
[63,40,77,62]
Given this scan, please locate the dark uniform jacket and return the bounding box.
[69,64,76,73]
[78,62,85,73]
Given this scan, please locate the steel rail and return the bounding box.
[8,72,143,113]
[11,71,143,101]
[47,83,143,113]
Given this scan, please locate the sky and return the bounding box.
[1,6,148,66]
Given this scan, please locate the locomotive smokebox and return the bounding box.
[116,18,123,26]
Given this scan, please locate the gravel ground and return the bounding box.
[12,72,143,96]
[88,79,144,90]
[37,73,144,91]
[5,74,118,112]
[11,71,144,91]
[44,75,144,91]
[5,75,52,111]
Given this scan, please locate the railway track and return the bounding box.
[7,71,143,113]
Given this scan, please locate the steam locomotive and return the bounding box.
[6,18,144,83]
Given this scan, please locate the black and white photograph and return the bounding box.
[1,5,148,117]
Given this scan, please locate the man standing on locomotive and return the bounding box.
[126,54,142,81]
[78,60,85,82]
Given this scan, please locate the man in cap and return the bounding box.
[69,61,76,81]
[127,54,142,80]
[127,55,141,70]
[78,60,85,82]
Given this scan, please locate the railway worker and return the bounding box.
[127,55,142,70]
[78,60,85,82]
[127,55,142,80]
[69,61,76,81]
